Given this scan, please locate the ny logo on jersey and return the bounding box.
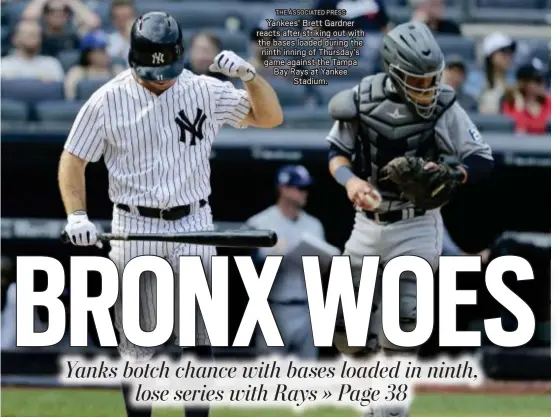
[152,52,165,64]
[175,108,207,146]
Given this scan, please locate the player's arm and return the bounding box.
[58,95,106,246]
[58,151,89,214]
[436,102,494,185]
[240,74,283,128]
[208,51,282,129]
[326,121,381,211]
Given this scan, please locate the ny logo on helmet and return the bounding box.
[152,52,165,64]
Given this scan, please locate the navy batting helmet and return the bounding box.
[276,165,313,189]
[128,12,185,81]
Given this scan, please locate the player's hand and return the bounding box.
[64,211,100,247]
[345,177,382,211]
[209,51,256,82]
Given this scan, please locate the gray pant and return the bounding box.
[343,209,444,351]
[256,302,318,359]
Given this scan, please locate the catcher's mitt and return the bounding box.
[380,156,464,210]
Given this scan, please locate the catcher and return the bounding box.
[326,22,494,416]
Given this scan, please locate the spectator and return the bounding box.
[477,33,517,114]
[106,0,135,62]
[246,165,327,360]
[409,0,461,35]
[185,32,228,81]
[442,55,477,112]
[1,20,64,81]
[312,0,390,32]
[247,24,281,79]
[22,0,100,56]
[64,30,125,100]
[502,59,551,135]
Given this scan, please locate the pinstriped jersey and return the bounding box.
[64,69,251,208]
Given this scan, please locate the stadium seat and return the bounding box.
[435,35,476,63]
[183,29,249,56]
[4,1,26,27]
[315,81,357,106]
[112,56,128,69]
[469,0,549,23]
[57,49,81,73]
[136,3,237,29]
[76,78,111,100]
[1,79,64,103]
[470,113,516,133]
[36,100,84,123]
[476,0,547,8]
[268,80,308,107]
[1,99,28,122]
[1,26,11,56]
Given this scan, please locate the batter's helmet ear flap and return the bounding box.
[127,49,133,69]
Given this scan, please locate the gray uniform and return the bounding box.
[327,74,493,352]
[246,205,325,358]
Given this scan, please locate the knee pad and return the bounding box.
[333,302,381,357]
[380,276,418,352]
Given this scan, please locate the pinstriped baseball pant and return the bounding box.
[108,203,215,362]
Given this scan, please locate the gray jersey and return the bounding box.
[246,205,325,303]
[326,79,493,212]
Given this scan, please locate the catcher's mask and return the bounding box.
[381,21,445,120]
[388,62,444,120]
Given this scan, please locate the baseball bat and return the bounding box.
[60,229,278,248]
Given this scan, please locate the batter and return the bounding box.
[58,11,282,417]
[326,22,494,416]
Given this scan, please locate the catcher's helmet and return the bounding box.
[129,12,185,81]
[381,22,445,119]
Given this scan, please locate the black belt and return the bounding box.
[116,199,207,221]
[364,208,426,224]
[269,300,308,306]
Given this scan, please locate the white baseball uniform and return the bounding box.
[64,68,251,360]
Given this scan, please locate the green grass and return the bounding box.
[0,388,551,417]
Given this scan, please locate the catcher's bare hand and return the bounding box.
[346,177,382,211]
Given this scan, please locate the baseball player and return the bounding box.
[246,165,325,359]
[57,11,282,417]
[326,22,494,416]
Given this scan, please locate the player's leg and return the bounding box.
[169,205,216,417]
[334,212,384,356]
[367,209,444,417]
[289,304,319,359]
[380,209,444,353]
[110,209,170,416]
[256,302,297,357]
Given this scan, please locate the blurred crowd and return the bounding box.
[0,0,551,134]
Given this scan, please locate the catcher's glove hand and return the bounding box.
[380,156,465,210]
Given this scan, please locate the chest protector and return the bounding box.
[332,73,456,198]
